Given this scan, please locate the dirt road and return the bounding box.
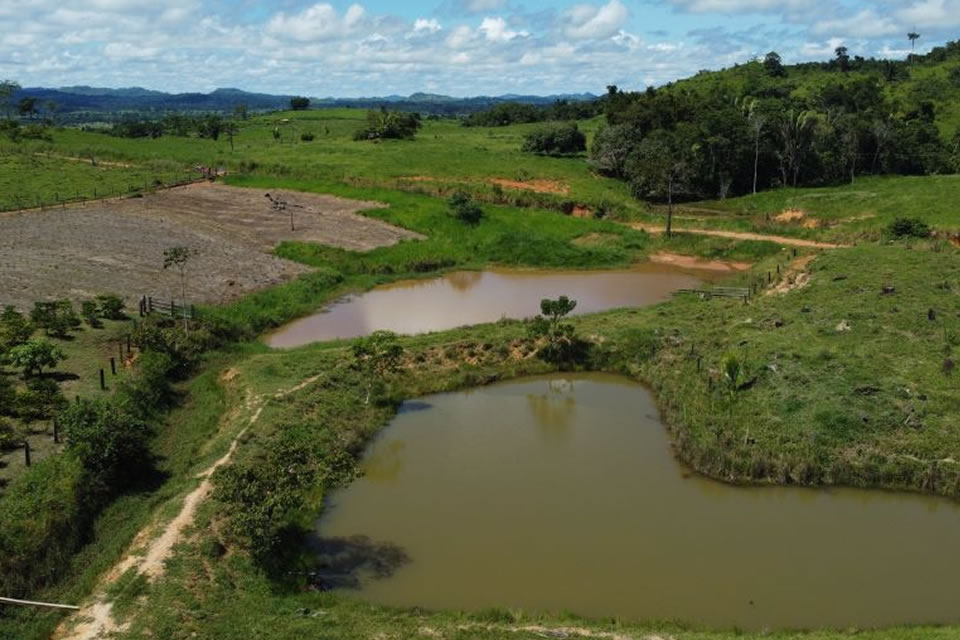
[628,224,847,249]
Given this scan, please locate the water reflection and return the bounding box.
[526,378,577,444]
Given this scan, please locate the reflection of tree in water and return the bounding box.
[445,270,483,292]
[306,535,410,590]
[527,378,577,442]
[362,440,407,483]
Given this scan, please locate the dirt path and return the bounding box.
[628,224,847,249]
[54,374,325,640]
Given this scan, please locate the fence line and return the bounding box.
[0,175,216,214]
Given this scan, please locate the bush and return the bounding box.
[0,306,32,352]
[888,217,931,238]
[448,191,485,225]
[96,294,126,320]
[300,132,315,142]
[15,377,67,421]
[521,123,586,156]
[81,300,101,328]
[0,417,17,450]
[30,300,81,338]
[131,317,215,379]
[0,374,15,416]
[61,398,150,485]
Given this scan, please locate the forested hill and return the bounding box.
[589,38,960,203]
[8,85,597,121]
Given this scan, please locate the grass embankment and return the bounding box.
[89,241,960,640]
[683,174,960,242]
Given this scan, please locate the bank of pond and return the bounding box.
[314,373,960,631]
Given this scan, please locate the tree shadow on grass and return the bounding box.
[301,534,411,590]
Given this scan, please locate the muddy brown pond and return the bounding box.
[267,264,713,348]
[314,373,960,630]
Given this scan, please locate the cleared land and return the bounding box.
[0,183,419,309]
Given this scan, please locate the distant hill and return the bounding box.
[11,85,598,122]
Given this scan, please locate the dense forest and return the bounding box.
[592,42,960,203]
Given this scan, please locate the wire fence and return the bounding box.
[0,175,215,214]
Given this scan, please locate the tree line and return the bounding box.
[591,55,958,209]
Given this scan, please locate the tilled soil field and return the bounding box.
[0,183,419,309]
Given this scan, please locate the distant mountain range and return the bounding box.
[14,86,598,121]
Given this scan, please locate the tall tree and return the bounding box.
[352,331,404,405]
[626,129,697,237]
[763,52,786,77]
[775,109,818,187]
[162,247,197,335]
[908,32,920,62]
[835,46,850,72]
[743,98,767,194]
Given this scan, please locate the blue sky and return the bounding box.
[0,0,957,96]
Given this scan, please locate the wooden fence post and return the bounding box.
[110,357,116,376]
[24,441,31,467]
[100,369,105,391]
[53,418,60,444]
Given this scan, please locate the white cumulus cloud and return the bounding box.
[478,17,529,42]
[563,0,629,40]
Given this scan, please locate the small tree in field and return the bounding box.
[290,96,310,111]
[8,339,65,378]
[529,296,585,363]
[352,331,404,405]
[163,247,197,335]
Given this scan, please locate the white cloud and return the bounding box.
[897,0,960,28]
[266,3,367,42]
[413,18,442,33]
[456,0,507,13]
[478,17,529,42]
[812,9,898,37]
[104,42,159,58]
[564,0,628,39]
[667,0,813,12]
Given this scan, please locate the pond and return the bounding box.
[266,264,714,348]
[314,373,960,630]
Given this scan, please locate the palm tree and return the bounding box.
[908,32,920,64]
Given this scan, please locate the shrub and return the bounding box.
[96,294,126,320]
[15,377,66,421]
[61,398,150,485]
[0,306,32,351]
[8,338,66,377]
[448,191,485,225]
[0,374,15,416]
[521,123,586,156]
[888,217,931,238]
[31,300,81,338]
[81,301,101,328]
[0,417,17,450]
[300,132,315,142]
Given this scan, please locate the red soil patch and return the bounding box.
[489,178,570,195]
[649,251,752,272]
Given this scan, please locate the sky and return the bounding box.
[0,0,957,97]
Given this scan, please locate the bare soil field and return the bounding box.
[0,183,418,309]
